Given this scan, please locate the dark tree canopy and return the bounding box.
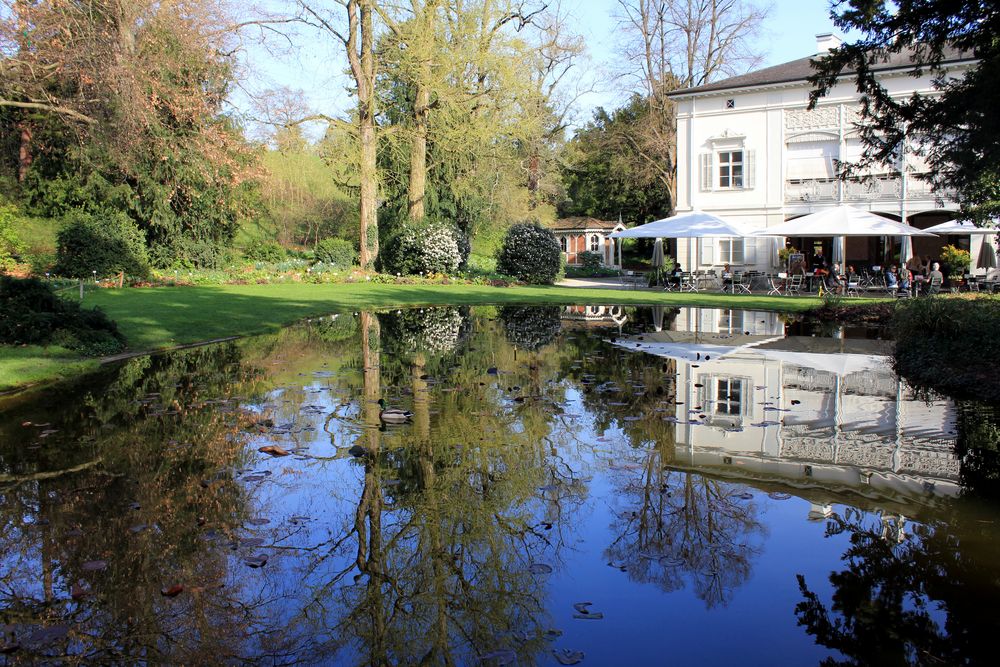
[809,0,1000,222]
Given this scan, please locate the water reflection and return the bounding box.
[0,305,997,664]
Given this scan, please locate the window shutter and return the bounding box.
[742,237,755,265]
[700,238,715,265]
[700,153,713,191]
[744,149,756,189]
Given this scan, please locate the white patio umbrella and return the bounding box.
[610,210,751,239]
[752,205,936,238]
[651,238,665,267]
[923,219,999,234]
[900,235,913,267]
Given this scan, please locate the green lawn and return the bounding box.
[0,346,99,392]
[1,282,873,392]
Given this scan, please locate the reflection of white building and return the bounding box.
[668,35,985,273]
[618,308,960,503]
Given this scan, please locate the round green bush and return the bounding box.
[381,219,462,275]
[243,239,286,263]
[496,222,561,284]
[314,238,357,268]
[55,211,150,279]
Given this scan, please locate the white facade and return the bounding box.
[670,37,986,273]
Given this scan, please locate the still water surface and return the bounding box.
[1,305,998,665]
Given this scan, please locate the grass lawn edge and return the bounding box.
[1,282,884,394]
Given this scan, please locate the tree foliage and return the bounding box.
[809,0,1000,221]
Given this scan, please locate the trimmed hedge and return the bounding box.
[0,276,125,356]
[496,222,561,285]
[55,210,150,279]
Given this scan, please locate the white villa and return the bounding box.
[667,34,985,273]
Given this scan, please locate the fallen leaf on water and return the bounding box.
[553,649,585,665]
[528,562,553,574]
[258,445,290,457]
[479,649,516,665]
[161,584,184,597]
[244,555,268,568]
[81,560,108,571]
[70,583,90,600]
[129,524,147,534]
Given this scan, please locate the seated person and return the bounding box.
[927,262,944,293]
[721,262,733,289]
[886,265,899,289]
[670,262,684,286]
[899,268,912,294]
[846,265,859,283]
[827,262,846,292]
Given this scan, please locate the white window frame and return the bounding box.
[698,374,751,426]
[719,238,745,264]
[718,150,744,189]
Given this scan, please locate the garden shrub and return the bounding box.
[314,238,357,268]
[579,250,603,272]
[380,219,462,275]
[55,210,150,279]
[0,200,26,272]
[496,222,561,284]
[0,276,125,356]
[243,239,286,263]
[939,244,971,279]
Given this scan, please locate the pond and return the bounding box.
[1,305,999,665]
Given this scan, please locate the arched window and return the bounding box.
[590,235,600,252]
[559,236,567,252]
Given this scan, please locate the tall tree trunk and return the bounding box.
[407,78,430,221]
[357,0,379,268]
[17,122,32,182]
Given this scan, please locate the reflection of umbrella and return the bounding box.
[651,305,665,332]
[977,240,997,269]
[749,349,888,376]
[651,238,665,267]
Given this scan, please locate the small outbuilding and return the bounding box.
[548,217,626,267]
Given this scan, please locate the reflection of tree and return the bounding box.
[0,344,307,662]
[605,450,765,608]
[499,305,561,351]
[796,508,999,666]
[305,313,562,665]
[955,400,1000,501]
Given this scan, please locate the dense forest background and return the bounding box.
[0,0,769,273]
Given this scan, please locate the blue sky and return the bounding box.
[237,0,846,135]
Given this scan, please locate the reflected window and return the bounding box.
[718,309,744,334]
[699,375,750,426]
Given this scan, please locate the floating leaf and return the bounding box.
[553,649,585,665]
[244,555,268,568]
[258,445,291,457]
[480,649,516,664]
[768,492,792,500]
[161,584,184,597]
[528,562,553,574]
[71,583,90,600]
[247,518,270,526]
[573,612,604,620]
[81,560,108,571]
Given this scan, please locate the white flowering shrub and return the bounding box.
[381,219,462,275]
[496,222,561,284]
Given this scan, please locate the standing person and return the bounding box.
[811,247,828,271]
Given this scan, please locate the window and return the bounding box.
[560,236,567,252]
[590,235,600,252]
[719,238,744,264]
[726,99,735,109]
[698,375,750,426]
[718,150,744,188]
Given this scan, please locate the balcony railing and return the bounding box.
[785,174,954,204]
